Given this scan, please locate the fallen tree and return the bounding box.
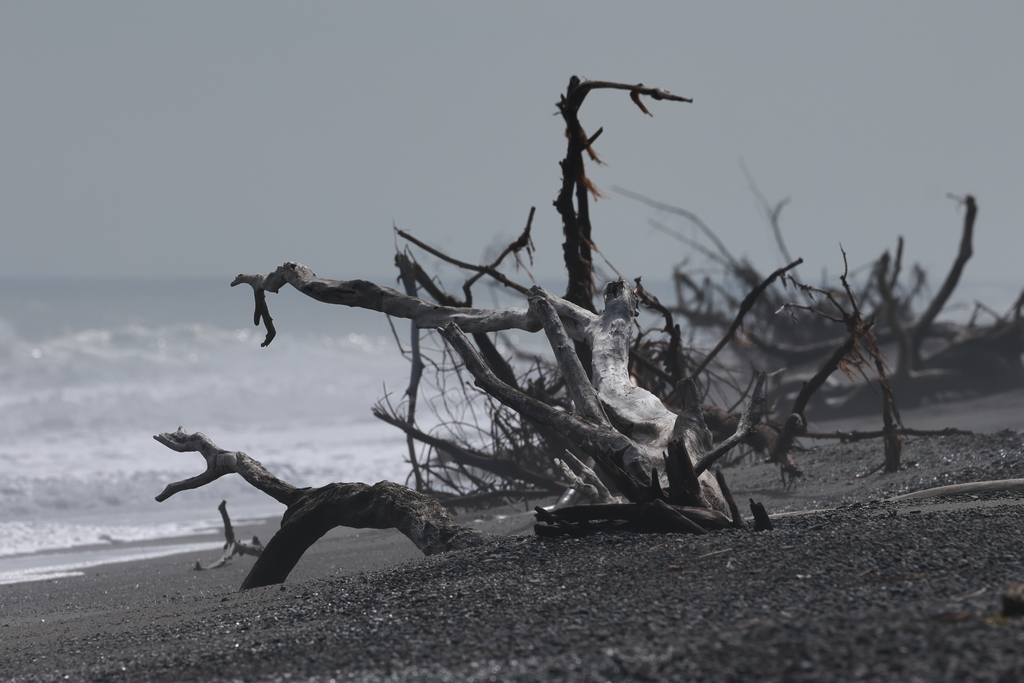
[631,188,1024,417]
[154,77,777,589]
[611,181,1024,484]
[154,278,769,588]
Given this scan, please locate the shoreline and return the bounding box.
[5,386,1021,579]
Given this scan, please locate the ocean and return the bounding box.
[0,277,424,582]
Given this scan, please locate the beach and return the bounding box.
[3,390,1024,681]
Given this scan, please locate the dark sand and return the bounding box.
[3,391,1024,682]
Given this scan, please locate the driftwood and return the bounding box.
[370,407,565,495]
[179,269,774,581]
[886,478,1024,502]
[534,463,766,538]
[156,269,774,585]
[194,500,264,571]
[229,270,774,531]
[151,77,789,589]
[795,197,1019,417]
[146,73,1024,607]
[155,428,493,589]
[768,250,906,474]
[231,258,754,510]
[626,185,1022,440]
[689,260,802,378]
[830,195,1023,414]
[359,77,789,502]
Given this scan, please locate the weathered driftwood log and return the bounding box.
[154,428,494,589]
[221,223,778,555]
[886,478,1024,502]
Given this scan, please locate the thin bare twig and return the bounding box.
[395,228,531,296]
[909,195,977,365]
[615,187,742,271]
[690,259,803,378]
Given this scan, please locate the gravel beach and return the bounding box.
[4,423,1024,681]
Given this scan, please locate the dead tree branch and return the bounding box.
[393,207,535,302]
[155,428,494,589]
[694,372,767,475]
[614,187,742,272]
[553,78,692,380]
[154,429,297,505]
[742,161,797,270]
[909,195,977,366]
[395,252,426,491]
[371,407,565,494]
[555,450,619,505]
[874,246,912,382]
[231,262,595,345]
[690,259,802,378]
[194,501,264,571]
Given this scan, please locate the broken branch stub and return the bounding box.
[694,371,767,476]
[194,501,264,571]
[555,450,619,505]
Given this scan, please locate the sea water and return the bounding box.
[0,277,422,574]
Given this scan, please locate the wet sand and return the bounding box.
[3,392,1024,682]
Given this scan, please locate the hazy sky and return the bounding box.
[3,3,1022,300]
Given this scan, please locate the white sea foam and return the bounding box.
[0,541,227,585]
[0,519,225,558]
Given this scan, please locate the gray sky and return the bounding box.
[3,2,1022,300]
